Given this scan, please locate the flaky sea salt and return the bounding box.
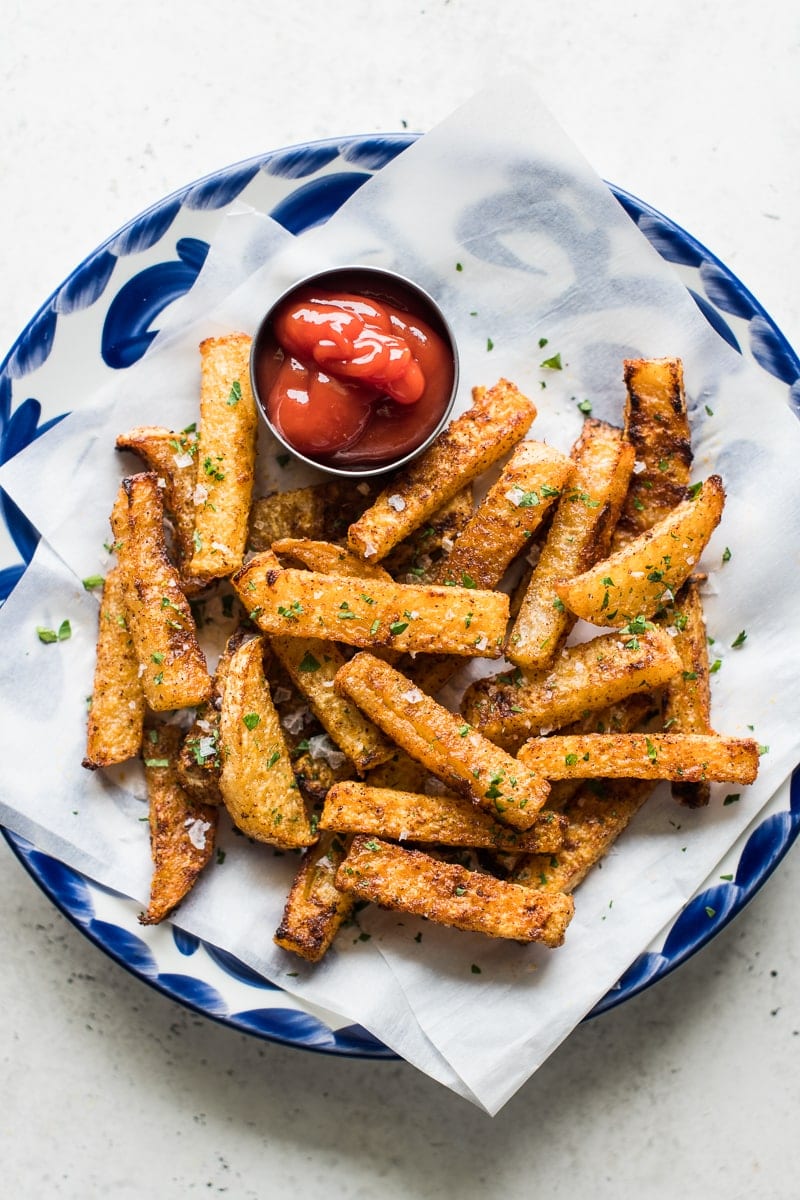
[173,451,194,470]
[307,733,346,769]
[387,494,406,512]
[184,818,212,850]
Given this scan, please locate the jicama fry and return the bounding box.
[321,781,565,852]
[140,724,218,925]
[512,779,656,894]
[83,565,145,770]
[434,440,572,588]
[517,732,760,784]
[187,334,258,580]
[662,581,714,806]
[461,628,682,751]
[233,550,509,658]
[334,653,550,830]
[270,635,395,773]
[506,419,634,669]
[347,379,536,560]
[110,474,212,711]
[273,832,355,962]
[613,358,692,548]
[272,538,393,581]
[335,836,574,946]
[556,475,725,625]
[384,486,474,581]
[115,424,203,591]
[219,637,316,847]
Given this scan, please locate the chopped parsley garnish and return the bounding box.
[298,650,321,672]
[687,481,703,499]
[486,337,494,352]
[722,546,732,563]
[82,575,105,591]
[144,758,170,768]
[455,261,463,272]
[227,380,242,407]
[265,749,281,769]
[203,455,225,481]
[369,619,381,636]
[576,398,592,415]
[151,652,164,664]
[470,964,482,975]
[389,621,409,636]
[540,352,562,370]
[277,601,303,621]
[461,572,477,589]
[565,753,578,767]
[731,630,747,649]
[723,793,741,805]
[242,713,260,730]
[37,620,72,644]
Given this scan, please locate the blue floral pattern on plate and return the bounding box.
[1,136,798,1055]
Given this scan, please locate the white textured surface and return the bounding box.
[2,0,799,1193]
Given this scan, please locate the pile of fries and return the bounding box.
[83,339,759,958]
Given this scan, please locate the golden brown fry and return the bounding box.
[233,550,508,658]
[513,779,656,894]
[557,475,726,625]
[662,582,714,806]
[462,628,682,751]
[83,566,145,770]
[219,637,316,847]
[273,538,393,581]
[111,474,211,711]
[249,479,380,552]
[139,724,218,925]
[115,424,203,591]
[321,782,565,853]
[274,832,355,962]
[187,334,258,580]
[336,836,574,946]
[175,626,251,804]
[347,380,536,561]
[384,486,474,581]
[270,635,394,773]
[507,419,635,669]
[335,652,550,830]
[434,440,572,588]
[517,732,760,784]
[613,358,692,547]
[545,692,657,811]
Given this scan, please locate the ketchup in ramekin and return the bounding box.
[251,267,458,477]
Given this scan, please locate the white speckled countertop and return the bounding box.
[2,2,799,1194]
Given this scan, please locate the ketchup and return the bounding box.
[254,288,454,468]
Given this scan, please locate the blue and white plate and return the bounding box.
[2,134,799,1053]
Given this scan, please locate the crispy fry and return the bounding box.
[270,635,394,773]
[556,475,725,625]
[233,550,509,658]
[517,732,760,784]
[336,836,574,945]
[187,334,258,580]
[83,566,145,769]
[663,581,714,806]
[545,692,657,811]
[403,442,572,696]
[110,474,212,711]
[462,628,682,751]
[434,441,572,588]
[219,637,316,847]
[513,779,656,894]
[139,724,218,925]
[321,782,565,852]
[613,358,692,547]
[273,832,355,962]
[176,626,251,805]
[115,424,203,591]
[335,653,550,830]
[248,479,380,551]
[347,380,536,561]
[507,419,634,669]
[273,538,393,581]
[384,486,474,581]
